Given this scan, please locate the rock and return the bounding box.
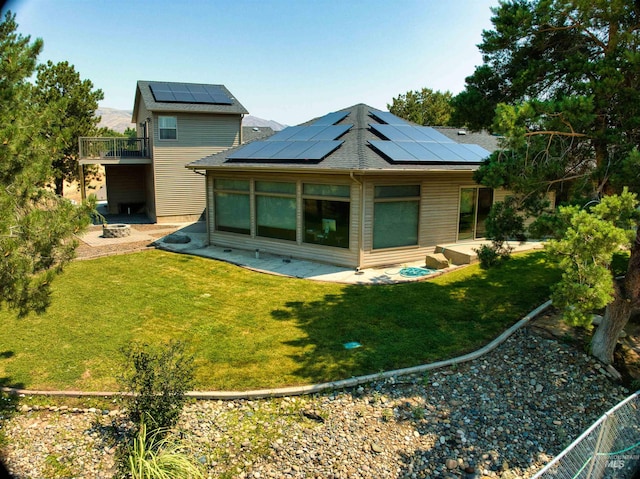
[425,253,449,269]
[163,232,191,244]
[371,443,383,454]
[446,458,458,470]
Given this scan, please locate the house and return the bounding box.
[188,103,508,269]
[79,81,249,223]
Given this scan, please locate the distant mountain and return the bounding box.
[96,108,134,133]
[96,108,286,134]
[243,115,287,131]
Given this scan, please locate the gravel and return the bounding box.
[1,326,630,479]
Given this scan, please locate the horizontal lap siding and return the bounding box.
[153,114,240,218]
[360,173,474,268]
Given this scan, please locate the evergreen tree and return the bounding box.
[0,12,94,316]
[455,0,640,365]
[33,60,104,196]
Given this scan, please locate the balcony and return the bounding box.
[79,137,151,165]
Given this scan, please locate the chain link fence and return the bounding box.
[532,390,640,479]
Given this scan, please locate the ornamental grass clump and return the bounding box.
[126,421,204,479]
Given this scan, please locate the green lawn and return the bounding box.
[0,250,560,391]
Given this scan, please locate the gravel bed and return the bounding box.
[1,327,630,479]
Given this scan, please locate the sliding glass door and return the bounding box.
[458,187,493,240]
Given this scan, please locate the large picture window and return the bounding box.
[158,116,177,140]
[255,181,296,241]
[214,179,250,235]
[303,183,350,248]
[373,185,420,249]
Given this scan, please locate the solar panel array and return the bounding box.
[149,82,233,105]
[227,111,351,162]
[368,110,490,164]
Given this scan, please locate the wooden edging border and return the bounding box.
[1,301,552,401]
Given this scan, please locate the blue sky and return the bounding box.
[4,0,499,126]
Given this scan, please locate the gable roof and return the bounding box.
[188,103,496,173]
[132,80,248,121]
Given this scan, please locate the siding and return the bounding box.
[152,113,241,219]
[359,173,475,268]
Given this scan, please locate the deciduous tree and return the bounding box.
[388,88,454,126]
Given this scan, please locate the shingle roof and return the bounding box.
[133,81,249,120]
[188,103,497,172]
[242,126,275,143]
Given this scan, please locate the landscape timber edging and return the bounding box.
[1,300,553,400]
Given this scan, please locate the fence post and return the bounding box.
[586,412,609,479]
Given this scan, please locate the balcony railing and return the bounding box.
[79,137,150,160]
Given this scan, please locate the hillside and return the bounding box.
[96,108,286,133]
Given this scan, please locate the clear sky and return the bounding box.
[4,0,499,126]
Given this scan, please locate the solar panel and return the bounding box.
[148,82,233,105]
[369,110,409,125]
[228,140,343,161]
[370,124,456,143]
[369,141,418,162]
[266,126,305,142]
[312,111,350,126]
[370,124,414,141]
[370,140,488,164]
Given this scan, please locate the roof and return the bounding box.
[188,103,497,173]
[242,126,275,143]
[132,80,249,121]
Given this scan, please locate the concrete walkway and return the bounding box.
[153,223,544,285]
[79,220,545,285]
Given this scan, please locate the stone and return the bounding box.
[163,232,191,244]
[425,253,449,270]
[446,458,458,470]
[371,443,383,454]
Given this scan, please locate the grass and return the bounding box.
[0,249,560,391]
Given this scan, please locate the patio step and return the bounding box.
[435,245,477,265]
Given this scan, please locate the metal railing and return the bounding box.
[79,137,149,160]
[533,390,640,479]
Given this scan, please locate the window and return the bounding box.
[214,179,250,235]
[158,116,177,140]
[255,181,296,241]
[373,185,420,249]
[303,183,350,248]
[458,187,493,240]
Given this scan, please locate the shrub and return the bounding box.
[118,340,195,432]
[475,241,513,268]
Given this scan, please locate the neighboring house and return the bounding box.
[242,126,274,143]
[79,81,248,223]
[188,103,508,269]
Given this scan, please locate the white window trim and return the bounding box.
[158,116,178,141]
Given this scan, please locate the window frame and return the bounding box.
[213,178,251,235]
[302,183,351,249]
[254,181,297,242]
[372,184,421,250]
[158,115,178,141]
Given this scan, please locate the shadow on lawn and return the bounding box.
[271,251,559,384]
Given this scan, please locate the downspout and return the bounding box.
[350,171,364,270]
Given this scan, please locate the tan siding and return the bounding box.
[152,113,241,218]
[359,173,475,267]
